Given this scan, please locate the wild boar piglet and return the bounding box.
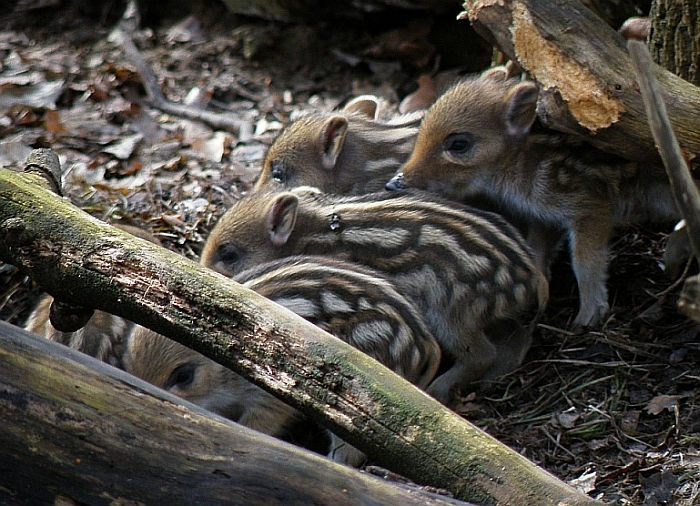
[388,71,685,326]
[201,187,548,403]
[255,95,422,194]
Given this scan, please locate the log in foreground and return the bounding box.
[460,0,700,171]
[0,165,602,506]
[0,320,476,506]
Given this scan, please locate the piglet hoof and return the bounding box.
[329,436,367,468]
[572,301,609,329]
[385,173,405,191]
[662,221,692,279]
[426,376,457,405]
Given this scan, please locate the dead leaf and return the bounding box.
[557,410,579,429]
[454,402,482,416]
[152,156,185,172]
[568,470,597,494]
[43,109,65,133]
[0,134,34,167]
[183,87,212,108]
[87,84,110,102]
[230,143,265,164]
[177,198,210,216]
[254,118,283,136]
[0,80,65,109]
[6,105,41,126]
[640,471,678,506]
[191,131,231,162]
[165,15,204,44]
[645,395,680,415]
[587,438,609,451]
[102,133,144,160]
[0,70,46,86]
[620,410,640,432]
[180,119,213,145]
[161,214,187,228]
[399,74,436,113]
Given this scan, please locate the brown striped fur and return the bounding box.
[201,187,548,402]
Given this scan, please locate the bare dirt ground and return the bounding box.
[1,1,698,504]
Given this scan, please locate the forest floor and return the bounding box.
[1,1,698,504]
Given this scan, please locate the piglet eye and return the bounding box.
[165,363,196,389]
[443,133,474,155]
[217,243,241,267]
[270,161,288,183]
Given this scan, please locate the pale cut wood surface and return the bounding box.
[461,0,700,171]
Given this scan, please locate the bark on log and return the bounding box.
[460,0,700,171]
[0,161,603,506]
[0,319,476,506]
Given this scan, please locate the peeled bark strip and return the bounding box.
[0,166,602,506]
[460,0,700,171]
[628,40,700,259]
[0,320,477,506]
[628,40,700,323]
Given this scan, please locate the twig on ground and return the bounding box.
[111,28,247,133]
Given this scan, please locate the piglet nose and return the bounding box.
[385,173,405,191]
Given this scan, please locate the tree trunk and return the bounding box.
[0,319,476,506]
[649,0,700,86]
[0,158,603,506]
[460,0,700,171]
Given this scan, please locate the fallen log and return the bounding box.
[0,152,603,506]
[460,0,700,171]
[0,319,476,506]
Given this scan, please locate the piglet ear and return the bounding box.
[318,116,349,171]
[481,60,522,82]
[504,81,538,139]
[266,193,299,247]
[343,95,379,119]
